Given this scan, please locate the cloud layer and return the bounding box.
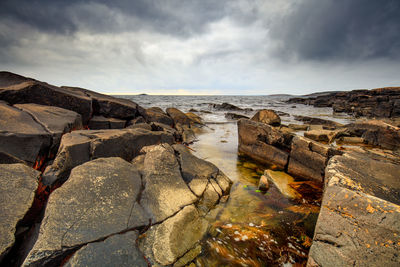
[1,0,399,94]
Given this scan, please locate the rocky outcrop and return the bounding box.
[211,102,243,111]
[225,113,249,120]
[24,144,232,266]
[288,87,400,118]
[304,129,342,143]
[166,108,192,126]
[251,109,281,126]
[288,136,340,182]
[142,107,174,126]
[0,164,40,262]
[294,115,343,128]
[238,119,292,169]
[308,150,400,266]
[42,128,174,186]
[347,120,400,151]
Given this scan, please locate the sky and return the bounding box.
[0,0,399,95]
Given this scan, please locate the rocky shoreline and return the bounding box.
[0,72,232,266]
[1,71,399,266]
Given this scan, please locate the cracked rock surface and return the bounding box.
[23,144,232,267]
[0,164,39,262]
[308,150,400,266]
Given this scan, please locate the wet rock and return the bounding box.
[293,115,343,128]
[263,170,299,199]
[23,158,150,266]
[308,150,400,266]
[42,128,174,185]
[0,164,39,262]
[142,107,174,126]
[186,112,203,125]
[15,103,83,153]
[336,136,365,144]
[127,116,146,125]
[251,109,281,126]
[0,102,52,165]
[88,115,126,129]
[0,77,92,124]
[211,102,243,111]
[238,119,292,169]
[287,136,339,182]
[62,86,142,121]
[64,231,147,267]
[166,108,192,126]
[258,175,269,191]
[139,205,208,266]
[225,113,249,120]
[347,120,400,151]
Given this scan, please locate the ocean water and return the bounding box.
[118,95,353,266]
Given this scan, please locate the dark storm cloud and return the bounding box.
[0,0,228,36]
[270,0,400,61]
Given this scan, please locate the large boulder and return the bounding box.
[251,109,281,126]
[347,120,400,151]
[23,158,150,266]
[237,119,292,169]
[287,136,340,182]
[42,128,174,185]
[0,79,92,125]
[166,108,192,126]
[0,164,39,262]
[142,107,174,126]
[0,102,52,165]
[308,151,400,266]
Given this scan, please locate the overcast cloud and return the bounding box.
[0,0,399,95]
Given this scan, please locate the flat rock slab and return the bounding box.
[42,128,174,185]
[308,151,400,266]
[0,102,52,164]
[23,158,149,266]
[64,231,147,267]
[0,164,39,262]
[0,81,92,124]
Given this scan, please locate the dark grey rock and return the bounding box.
[0,164,39,262]
[142,107,174,126]
[88,116,126,130]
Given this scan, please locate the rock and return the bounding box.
[166,108,192,126]
[288,124,308,131]
[42,128,174,185]
[347,120,400,151]
[139,205,208,266]
[308,150,400,266]
[62,86,142,121]
[237,119,292,169]
[336,136,365,144]
[185,112,203,124]
[173,244,202,267]
[0,164,39,262]
[127,116,146,125]
[211,102,243,111]
[293,115,343,128]
[225,113,249,120]
[126,123,152,131]
[133,145,198,223]
[0,77,93,124]
[64,231,147,267]
[251,109,281,126]
[88,115,126,129]
[0,102,52,165]
[0,151,26,164]
[258,175,269,191]
[23,158,150,266]
[287,136,340,182]
[189,108,198,112]
[14,103,83,153]
[142,107,174,126]
[304,129,341,143]
[263,170,299,199]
